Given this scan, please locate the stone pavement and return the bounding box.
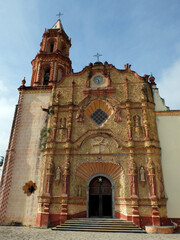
[0,226,179,240]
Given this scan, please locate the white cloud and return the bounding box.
[158,59,180,110]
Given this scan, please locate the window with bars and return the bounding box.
[90,108,109,125]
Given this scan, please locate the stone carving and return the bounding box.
[56,118,67,141]
[128,157,138,197]
[55,166,61,184]
[146,157,157,197]
[133,115,143,139]
[45,158,54,195]
[54,90,61,104]
[91,137,108,153]
[76,107,84,122]
[139,166,146,187]
[114,105,122,122]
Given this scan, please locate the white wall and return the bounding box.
[5,91,50,226]
[156,114,180,218]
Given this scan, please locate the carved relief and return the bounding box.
[113,105,122,122]
[133,115,143,140]
[146,157,157,197]
[128,156,138,197]
[139,166,146,187]
[54,90,61,104]
[45,156,54,195]
[76,106,84,122]
[55,166,61,184]
[56,117,67,141]
[91,137,108,153]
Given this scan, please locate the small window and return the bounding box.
[90,108,109,125]
[43,68,50,85]
[62,45,66,56]
[50,42,54,53]
[57,69,62,82]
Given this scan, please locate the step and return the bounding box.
[52,218,145,233]
[55,226,142,231]
[52,227,144,233]
[58,223,139,227]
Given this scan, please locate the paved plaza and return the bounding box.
[0,226,179,240]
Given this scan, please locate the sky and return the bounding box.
[0,0,180,158]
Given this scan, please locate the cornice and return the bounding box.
[155,110,180,116]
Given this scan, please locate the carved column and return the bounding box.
[60,150,70,224]
[141,102,150,144]
[51,106,58,141]
[146,156,160,226]
[45,155,54,196]
[128,151,140,227]
[125,102,133,147]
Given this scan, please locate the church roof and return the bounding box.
[52,19,64,30]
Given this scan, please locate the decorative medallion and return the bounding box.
[22,181,37,196]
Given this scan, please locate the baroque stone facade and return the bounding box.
[0,19,179,229]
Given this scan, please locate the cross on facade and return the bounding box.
[93,53,102,62]
[92,137,107,153]
[56,12,63,19]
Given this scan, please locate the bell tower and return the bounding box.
[30,19,72,86]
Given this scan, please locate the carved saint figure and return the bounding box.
[76,107,84,122]
[114,105,122,122]
[139,166,146,181]
[55,166,61,180]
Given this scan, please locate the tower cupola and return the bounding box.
[30,19,72,87]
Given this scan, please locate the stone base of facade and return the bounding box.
[36,210,179,230]
[145,226,174,234]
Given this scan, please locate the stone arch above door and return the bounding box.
[76,161,124,182]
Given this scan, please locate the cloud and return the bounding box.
[159,58,180,110]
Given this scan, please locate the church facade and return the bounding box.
[0,20,180,229]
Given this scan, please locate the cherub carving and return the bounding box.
[76,107,84,122]
[114,105,122,122]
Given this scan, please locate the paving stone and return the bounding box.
[0,226,179,240]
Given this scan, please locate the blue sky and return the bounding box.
[0,0,180,157]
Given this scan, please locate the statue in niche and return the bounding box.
[114,105,122,122]
[55,166,61,184]
[76,107,84,122]
[139,166,146,187]
[55,166,61,180]
[133,115,142,139]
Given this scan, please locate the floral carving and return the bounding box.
[22,181,37,196]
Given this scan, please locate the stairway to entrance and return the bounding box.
[52,218,145,233]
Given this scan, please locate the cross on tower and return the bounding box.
[93,53,102,62]
[56,12,63,19]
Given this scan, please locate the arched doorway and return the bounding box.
[88,175,113,218]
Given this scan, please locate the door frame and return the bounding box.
[86,173,115,218]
